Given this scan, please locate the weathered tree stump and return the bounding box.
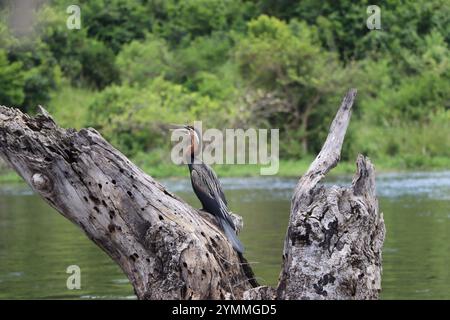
[277,89,385,299]
[0,89,385,300]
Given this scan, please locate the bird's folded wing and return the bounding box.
[191,169,236,230]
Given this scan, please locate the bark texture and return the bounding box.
[277,89,385,299]
[0,106,255,299]
[0,89,385,300]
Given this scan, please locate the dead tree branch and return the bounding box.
[0,89,385,300]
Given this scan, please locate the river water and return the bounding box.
[0,172,449,299]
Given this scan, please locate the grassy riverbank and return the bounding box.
[1,156,449,183]
[1,1,449,185]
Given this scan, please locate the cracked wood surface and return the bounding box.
[0,89,385,300]
[277,89,385,299]
[0,105,255,299]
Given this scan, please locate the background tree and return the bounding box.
[0,50,25,106]
[0,0,448,171]
[235,15,347,156]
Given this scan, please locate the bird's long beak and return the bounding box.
[168,124,190,135]
[168,124,186,130]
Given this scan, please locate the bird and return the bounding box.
[172,124,244,253]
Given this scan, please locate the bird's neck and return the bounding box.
[186,130,201,168]
[187,151,203,171]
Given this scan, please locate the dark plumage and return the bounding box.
[177,125,244,253]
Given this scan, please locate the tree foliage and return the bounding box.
[235,15,346,156]
[89,77,235,156]
[0,0,448,166]
[0,50,25,106]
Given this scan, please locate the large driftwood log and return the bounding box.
[0,89,385,300]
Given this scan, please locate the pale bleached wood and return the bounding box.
[0,88,385,300]
[0,105,255,299]
[277,89,385,299]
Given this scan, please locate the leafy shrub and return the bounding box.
[235,15,346,156]
[151,0,251,44]
[5,37,61,110]
[76,0,150,53]
[0,49,25,106]
[89,77,234,155]
[116,34,175,86]
[38,6,118,89]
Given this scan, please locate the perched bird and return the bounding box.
[172,125,244,253]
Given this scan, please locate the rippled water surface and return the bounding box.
[0,171,449,299]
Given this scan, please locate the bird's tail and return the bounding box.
[220,218,244,254]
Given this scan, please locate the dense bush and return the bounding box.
[37,5,118,89]
[0,0,448,167]
[52,0,151,53]
[0,50,25,106]
[150,0,252,45]
[5,38,61,111]
[89,77,235,155]
[235,15,347,157]
[116,34,175,86]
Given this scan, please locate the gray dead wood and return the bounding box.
[277,89,385,299]
[0,106,255,299]
[0,89,384,300]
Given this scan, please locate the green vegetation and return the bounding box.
[2,156,450,184]
[0,0,448,180]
